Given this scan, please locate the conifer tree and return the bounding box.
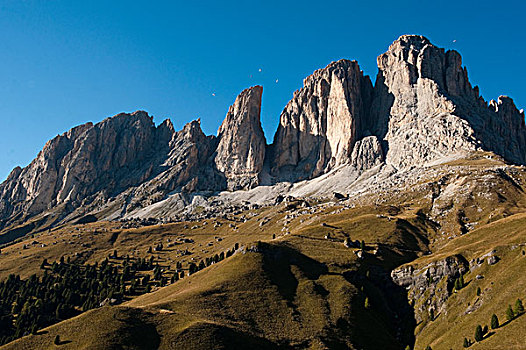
[474,325,483,342]
[491,314,499,329]
[514,298,524,315]
[463,337,470,348]
[506,304,515,321]
[40,259,48,270]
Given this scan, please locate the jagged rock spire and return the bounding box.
[271,59,374,181]
[214,85,266,190]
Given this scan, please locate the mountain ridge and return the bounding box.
[1,34,525,238]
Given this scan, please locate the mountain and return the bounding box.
[371,35,526,168]
[0,34,525,350]
[1,35,525,237]
[270,59,374,181]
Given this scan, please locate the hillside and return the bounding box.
[1,34,526,349]
[0,155,525,349]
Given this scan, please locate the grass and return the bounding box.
[1,154,526,349]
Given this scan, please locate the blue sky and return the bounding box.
[0,0,525,181]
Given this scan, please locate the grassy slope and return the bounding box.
[2,204,428,350]
[413,213,526,350]
[1,155,526,350]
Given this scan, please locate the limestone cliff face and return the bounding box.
[371,35,526,169]
[2,34,526,233]
[118,119,216,214]
[271,60,374,180]
[0,112,167,225]
[391,255,469,323]
[214,86,266,190]
[0,112,214,229]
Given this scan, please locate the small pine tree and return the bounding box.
[506,304,515,321]
[429,308,435,321]
[454,276,464,291]
[40,259,48,269]
[474,325,483,342]
[476,287,481,296]
[463,337,470,348]
[54,335,61,345]
[491,314,499,329]
[514,298,524,315]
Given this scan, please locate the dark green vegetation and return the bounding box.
[0,242,239,346]
[0,258,140,345]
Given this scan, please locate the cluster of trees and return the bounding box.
[462,298,524,347]
[0,241,242,346]
[186,243,240,277]
[0,257,152,345]
[505,298,524,321]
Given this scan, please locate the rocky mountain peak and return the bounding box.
[271,59,374,181]
[1,35,525,235]
[371,34,526,169]
[214,85,266,190]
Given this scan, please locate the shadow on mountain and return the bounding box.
[173,322,285,350]
[260,242,328,306]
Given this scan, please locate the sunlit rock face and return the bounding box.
[371,35,526,169]
[214,85,266,190]
[271,59,374,181]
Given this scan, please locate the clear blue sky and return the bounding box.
[1,0,525,181]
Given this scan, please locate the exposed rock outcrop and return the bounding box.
[371,35,526,169]
[271,60,374,181]
[350,135,384,170]
[214,86,266,190]
[391,255,469,323]
[0,112,216,230]
[2,35,526,236]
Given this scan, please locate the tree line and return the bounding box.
[0,241,241,346]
